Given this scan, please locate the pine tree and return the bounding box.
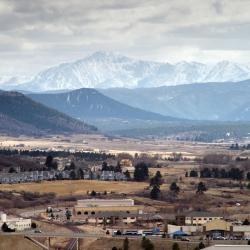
[196,182,207,194]
[123,237,129,250]
[150,171,162,186]
[172,242,180,250]
[198,242,206,249]
[170,182,180,194]
[150,185,161,199]
[134,162,149,181]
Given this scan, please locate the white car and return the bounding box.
[213,236,226,240]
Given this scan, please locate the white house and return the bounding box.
[0,212,31,231]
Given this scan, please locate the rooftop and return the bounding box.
[204,246,250,250]
[184,211,222,217]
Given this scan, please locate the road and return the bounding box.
[0,232,104,239]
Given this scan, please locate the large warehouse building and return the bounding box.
[73,199,143,224]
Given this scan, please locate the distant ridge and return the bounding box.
[0,91,97,135]
[100,80,250,121]
[28,88,180,122]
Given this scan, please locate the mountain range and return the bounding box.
[100,80,250,121]
[28,88,180,123]
[2,51,250,91]
[0,91,96,135]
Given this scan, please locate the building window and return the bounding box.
[77,211,82,215]
[84,211,88,215]
[91,211,95,215]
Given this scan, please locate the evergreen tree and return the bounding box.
[115,162,122,173]
[198,242,205,249]
[31,222,37,229]
[69,162,76,170]
[134,162,149,181]
[90,190,97,196]
[196,182,207,194]
[1,222,15,232]
[65,209,72,220]
[69,170,76,180]
[150,171,162,186]
[45,155,53,168]
[170,182,180,194]
[102,162,109,171]
[77,168,84,179]
[8,167,17,173]
[141,237,154,250]
[123,237,129,250]
[247,172,250,180]
[150,185,161,199]
[243,219,250,225]
[190,170,198,177]
[172,242,180,250]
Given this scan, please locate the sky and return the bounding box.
[0,0,250,77]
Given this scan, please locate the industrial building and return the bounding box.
[74,199,143,224]
[176,211,223,226]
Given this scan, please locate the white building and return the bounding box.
[76,199,135,207]
[0,212,31,231]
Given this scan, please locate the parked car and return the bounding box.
[213,236,226,240]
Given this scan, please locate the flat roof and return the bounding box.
[204,245,250,250]
[77,199,134,202]
[184,211,222,217]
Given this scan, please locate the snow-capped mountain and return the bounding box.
[0,75,33,90]
[4,51,250,91]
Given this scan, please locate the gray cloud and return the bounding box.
[212,0,224,14]
[0,0,250,76]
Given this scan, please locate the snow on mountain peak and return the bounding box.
[2,52,250,92]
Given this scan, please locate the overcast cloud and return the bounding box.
[0,0,250,76]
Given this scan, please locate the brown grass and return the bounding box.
[0,180,148,196]
[86,237,198,250]
[0,235,40,250]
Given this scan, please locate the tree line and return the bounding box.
[188,167,250,181]
[0,148,113,161]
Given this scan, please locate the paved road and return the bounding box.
[0,232,104,239]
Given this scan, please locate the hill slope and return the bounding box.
[100,80,250,121]
[28,88,179,121]
[0,91,96,135]
[6,51,250,91]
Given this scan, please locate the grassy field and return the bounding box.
[86,237,198,250]
[0,180,148,196]
[0,235,40,250]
